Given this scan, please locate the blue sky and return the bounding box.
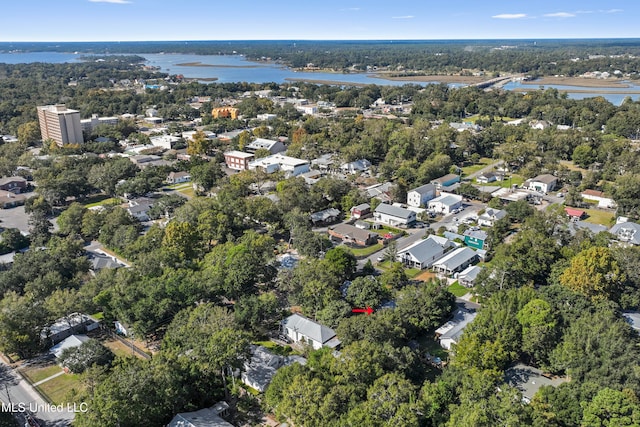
[1,0,637,41]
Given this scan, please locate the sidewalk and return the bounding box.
[32,370,65,386]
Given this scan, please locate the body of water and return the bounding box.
[0,51,637,103]
[503,80,640,105]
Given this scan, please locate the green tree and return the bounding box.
[56,202,88,237]
[582,388,640,427]
[345,276,389,309]
[396,280,455,335]
[560,246,625,301]
[516,298,557,366]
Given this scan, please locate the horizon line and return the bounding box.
[2,37,640,43]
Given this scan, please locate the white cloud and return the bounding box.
[544,12,576,18]
[89,0,131,4]
[392,15,414,19]
[492,13,527,19]
[340,7,360,11]
[604,9,623,13]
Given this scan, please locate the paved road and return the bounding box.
[0,359,74,426]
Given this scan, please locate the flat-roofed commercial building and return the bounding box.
[37,104,84,147]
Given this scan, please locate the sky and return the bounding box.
[1,0,638,42]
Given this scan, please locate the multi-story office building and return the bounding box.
[37,104,84,147]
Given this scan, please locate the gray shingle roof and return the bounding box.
[433,247,478,271]
[409,183,435,195]
[399,237,445,263]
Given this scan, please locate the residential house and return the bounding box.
[40,313,101,345]
[167,402,233,427]
[311,153,335,171]
[505,364,568,403]
[350,203,371,219]
[476,171,502,184]
[397,235,452,269]
[433,247,478,276]
[49,334,91,358]
[245,138,286,155]
[407,183,436,208]
[449,122,481,132]
[457,265,482,287]
[300,169,323,185]
[127,198,154,222]
[609,220,640,245]
[248,154,310,177]
[328,223,378,247]
[365,182,395,203]
[167,171,191,184]
[431,173,461,190]
[529,120,551,130]
[564,207,586,221]
[310,208,341,225]
[241,345,306,392]
[477,208,507,227]
[224,150,254,171]
[340,159,372,175]
[463,229,488,250]
[428,193,463,215]
[181,130,216,142]
[256,113,277,121]
[89,253,125,273]
[581,189,616,208]
[623,312,640,332]
[0,176,27,193]
[373,203,416,227]
[0,191,26,209]
[435,307,478,350]
[149,135,181,150]
[526,174,558,193]
[282,314,341,350]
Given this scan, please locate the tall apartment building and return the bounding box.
[37,104,84,147]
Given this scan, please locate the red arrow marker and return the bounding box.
[352,306,374,315]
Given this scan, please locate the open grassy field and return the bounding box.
[37,373,83,405]
[583,208,615,226]
[20,364,63,384]
[103,337,146,359]
[461,157,493,176]
[415,270,438,282]
[83,196,121,208]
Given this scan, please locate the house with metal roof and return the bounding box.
[431,173,461,190]
[397,236,453,269]
[310,208,341,225]
[374,203,416,227]
[526,174,558,193]
[428,193,463,215]
[167,402,233,427]
[49,334,90,358]
[282,314,341,350]
[407,183,436,207]
[463,229,488,250]
[505,364,568,404]
[609,221,640,245]
[457,265,483,287]
[477,208,507,227]
[245,138,286,155]
[433,247,478,276]
[241,345,307,392]
[435,308,478,350]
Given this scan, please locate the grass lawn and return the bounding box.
[448,281,471,297]
[461,157,493,176]
[495,174,525,188]
[176,186,195,198]
[36,373,83,405]
[415,270,438,282]
[418,336,449,361]
[583,208,615,226]
[347,243,384,258]
[83,196,121,208]
[103,337,146,359]
[20,364,63,384]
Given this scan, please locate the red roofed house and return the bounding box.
[565,207,586,220]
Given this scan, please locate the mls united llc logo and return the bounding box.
[1,402,88,413]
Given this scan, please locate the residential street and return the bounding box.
[0,359,75,426]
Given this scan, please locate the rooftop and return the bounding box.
[225,150,254,159]
[505,363,568,403]
[409,183,436,195]
[282,314,337,345]
[433,247,478,271]
[375,203,415,219]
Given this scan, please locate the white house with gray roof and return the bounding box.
[428,193,463,215]
[374,203,416,227]
[407,183,437,207]
[246,138,286,155]
[282,314,341,350]
[397,235,453,269]
[433,247,478,276]
[609,221,640,245]
[477,208,507,227]
[436,308,478,350]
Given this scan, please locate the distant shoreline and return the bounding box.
[520,76,635,88]
[374,73,487,84]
